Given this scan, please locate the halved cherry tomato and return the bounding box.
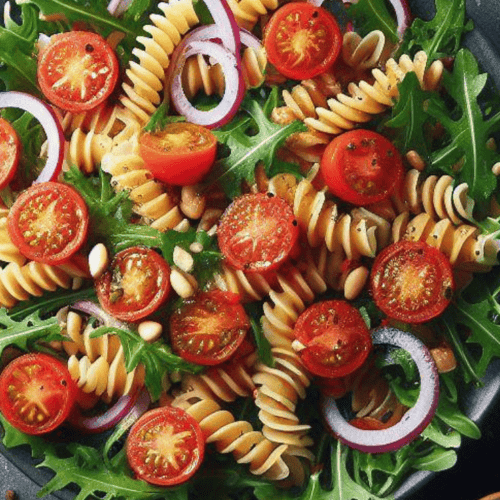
[217,193,299,273]
[293,300,372,378]
[0,117,20,189]
[0,353,77,434]
[169,290,250,365]
[370,240,455,323]
[7,182,89,265]
[96,246,171,323]
[320,130,404,206]
[349,416,388,430]
[139,122,217,186]
[126,406,205,486]
[37,31,119,113]
[263,2,342,80]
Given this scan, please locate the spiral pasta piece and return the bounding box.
[397,169,475,224]
[0,209,26,266]
[172,392,297,481]
[342,30,387,71]
[227,0,279,30]
[283,51,443,137]
[57,309,145,403]
[119,0,200,124]
[100,136,186,231]
[253,347,314,456]
[392,211,499,271]
[0,260,87,308]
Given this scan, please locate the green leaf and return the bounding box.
[412,448,457,472]
[0,414,49,458]
[421,419,461,449]
[91,325,204,400]
[244,302,274,367]
[209,88,306,199]
[385,72,434,158]
[399,0,472,62]
[344,0,398,44]
[0,309,62,357]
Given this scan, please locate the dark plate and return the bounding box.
[1,0,500,499]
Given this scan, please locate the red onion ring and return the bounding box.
[202,0,241,55]
[170,38,245,128]
[107,0,133,16]
[0,91,65,183]
[322,327,439,453]
[72,300,130,330]
[70,388,150,434]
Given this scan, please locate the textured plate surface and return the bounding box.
[1,0,500,499]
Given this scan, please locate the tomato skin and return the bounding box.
[0,353,77,434]
[96,246,171,323]
[218,193,299,273]
[126,406,205,486]
[293,300,372,379]
[7,182,89,265]
[169,290,250,365]
[263,2,342,80]
[370,240,455,324]
[139,122,217,186]
[0,117,20,190]
[320,130,404,206]
[37,31,119,113]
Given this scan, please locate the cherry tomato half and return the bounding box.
[96,246,171,323]
[0,353,77,434]
[0,117,20,190]
[37,31,119,113]
[139,122,217,186]
[320,130,404,206]
[7,182,89,265]
[169,290,250,365]
[293,300,372,378]
[217,193,299,273]
[370,240,455,323]
[126,406,205,486]
[263,2,342,80]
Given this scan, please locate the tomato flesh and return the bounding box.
[370,240,455,323]
[37,31,119,113]
[127,406,204,486]
[0,353,77,434]
[0,117,20,190]
[264,2,342,80]
[96,246,171,323]
[218,193,299,273]
[139,122,217,186]
[293,300,372,378]
[7,182,89,265]
[320,130,404,206]
[169,290,250,365]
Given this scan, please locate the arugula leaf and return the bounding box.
[385,72,434,158]
[91,325,203,400]
[412,448,457,472]
[0,309,62,357]
[0,414,48,458]
[399,0,472,62]
[426,49,500,209]
[344,0,399,45]
[244,302,274,367]
[209,88,306,199]
[0,4,41,94]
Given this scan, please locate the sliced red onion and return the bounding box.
[107,0,133,16]
[70,388,150,434]
[322,327,439,453]
[202,0,241,55]
[343,0,411,38]
[170,39,245,128]
[0,91,65,183]
[72,300,131,330]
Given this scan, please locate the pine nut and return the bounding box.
[88,243,109,279]
[173,246,194,273]
[180,185,206,219]
[138,321,163,343]
[170,267,198,298]
[344,266,369,300]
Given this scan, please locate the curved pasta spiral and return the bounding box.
[227,0,279,30]
[172,392,306,483]
[341,30,387,72]
[283,51,443,137]
[100,136,186,231]
[392,211,499,271]
[57,309,145,403]
[0,260,88,308]
[119,0,200,124]
[0,209,26,266]
[397,169,475,224]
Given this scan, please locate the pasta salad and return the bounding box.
[0,0,499,498]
